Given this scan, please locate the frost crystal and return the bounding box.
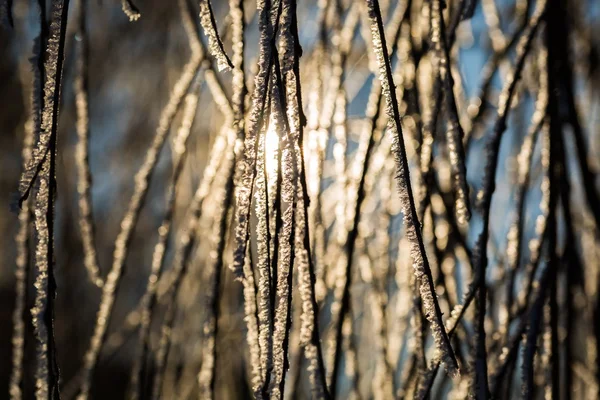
[74,1,103,288]
[232,0,277,278]
[10,86,35,400]
[121,0,141,21]
[366,0,459,377]
[26,1,70,398]
[128,82,200,400]
[430,0,470,225]
[77,3,204,395]
[255,122,274,391]
[467,0,548,395]
[199,0,233,71]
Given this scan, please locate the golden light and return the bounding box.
[265,119,280,179]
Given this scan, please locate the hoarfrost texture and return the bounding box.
[3,0,599,399]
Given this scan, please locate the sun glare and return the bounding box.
[265,122,280,178]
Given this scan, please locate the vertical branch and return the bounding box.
[342,312,361,399]
[197,146,236,399]
[150,125,234,398]
[256,113,274,395]
[128,78,201,399]
[229,0,282,393]
[77,11,203,398]
[522,69,561,394]
[127,1,206,394]
[266,78,296,400]
[366,0,459,377]
[266,1,308,396]
[550,0,600,230]
[503,44,548,338]
[74,0,103,289]
[430,0,470,225]
[24,1,71,398]
[371,179,395,400]
[328,5,408,394]
[242,250,263,394]
[466,0,532,136]
[231,0,276,278]
[10,80,36,400]
[280,0,329,397]
[520,265,551,397]
[228,0,265,394]
[327,75,382,400]
[469,1,547,396]
[199,0,233,71]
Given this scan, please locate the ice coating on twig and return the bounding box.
[74,0,103,288]
[198,148,235,399]
[199,0,233,71]
[267,101,296,400]
[255,121,274,393]
[231,0,276,278]
[28,1,70,398]
[327,4,410,393]
[121,0,141,21]
[430,0,471,225]
[9,0,597,396]
[228,0,265,393]
[366,0,459,378]
[77,8,203,397]
[281,1,329,396]
[150,125,235,398]
[128,80,200,400]
[503,45,548,337]
[10,81,35,400]
[468,0,547,395]
[266,3,301,398]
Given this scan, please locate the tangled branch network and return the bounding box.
[1,0,599,398]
